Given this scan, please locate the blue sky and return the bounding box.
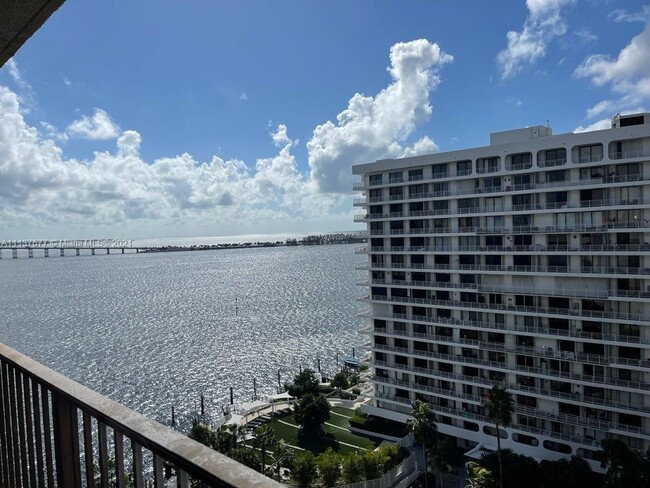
[0,0,648,239]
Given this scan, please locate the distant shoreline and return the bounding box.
[139,232,365,254]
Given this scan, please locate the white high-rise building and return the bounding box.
[352,113,650,466]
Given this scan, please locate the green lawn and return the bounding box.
[262,412,382,455]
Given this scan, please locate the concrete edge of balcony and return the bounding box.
[0,342,283,487]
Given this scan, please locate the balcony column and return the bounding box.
[91,248,95,256]
[28,248,33,258]
[59,249,64,257]
[106,248,110,255]
[12,249,17,259]
[52,392,82,486]
[75,248,79,256]
[121,248,125,254]
[44,248,49,258]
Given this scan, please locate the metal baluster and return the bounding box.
[52,391,82,486]
[0,361,9,488]
[41,388,55,487]
[176,468,189,488]
[83,412,94,487]
[8,365,21,486]
[132,442,144,488]
[114,431,125,488]
[16,372,29,487]
[98,421,110,488]
[22,372,37,486]
[153,454,165,488]
[31,378,46,488]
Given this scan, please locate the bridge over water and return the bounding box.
[0,240,155,259]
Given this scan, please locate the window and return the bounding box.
[457,160,472,176]
[577,144,603,163]
[389,171,403,183]
[542,148,566,167]
[408,169,423,181]
[432,164,448,178]
[478,157,500,174]
[546,170,567,183]
[369,174,383,186]
[510,152,532,170]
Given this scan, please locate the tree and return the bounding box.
[485,386,513,488]
[466,461,496,488]
[189,422,216,448]
[229,446,259,471]
[317,448,342,487]
[341,452,364,483]
[271,439,294,480]
[598,439,650,488]
[360,449,388,480]
[287,368,320,398]
[539,456,597,488]
[330,371,349,392]
[428,437,455,488]
[292,452,317,488]
[294,393,330,433]
[480,450,540,488]
[252,425,276,474]
[407,400,438,487]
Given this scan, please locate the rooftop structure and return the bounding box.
[353,113,650,468]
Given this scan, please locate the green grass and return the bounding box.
[263,412,382,455]
[331,407,355,417]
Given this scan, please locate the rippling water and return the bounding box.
[0,243,364,429]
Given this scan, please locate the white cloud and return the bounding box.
[585,100,613,118]
[4,59,35,105]
[40,121,69,142]
[271,124,292,147]
[239,92,248,101]
[63,76,71,86]
[66,108,121,140]
[0,39,452,236]
[609,6,650,24]
[574,118,611,133]
[496,0,573,79]
[575,20,650,118]
[307,39,452,192]
[576,28,598,44]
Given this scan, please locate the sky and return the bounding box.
[0,0,649,240]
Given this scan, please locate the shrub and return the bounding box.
[352,387,361,395]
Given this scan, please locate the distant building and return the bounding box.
[353,113,650,467]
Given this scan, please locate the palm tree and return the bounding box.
[253,425,277,474]
[428,437,455,488]
[272,439,294,480]
[485,386,513,488]
[407,400,438,488]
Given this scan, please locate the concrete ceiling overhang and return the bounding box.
[0,0,66,67]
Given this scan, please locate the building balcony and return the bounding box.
[365,278,650,300]
[372,361,650,414]
[373,349,650,392]
[0,342,281,487]
[372,376,649,438]
[364,261,650,280]
[366,220,650,237]
[364,293,650,323]
[364,311,650,346]
[352,173,646,206]
[373,392,603,449]
[359,243,650,255]
[371,332,647,369]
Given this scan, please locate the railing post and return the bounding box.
[52,392,82,486]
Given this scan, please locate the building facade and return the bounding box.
[352,113,650,465]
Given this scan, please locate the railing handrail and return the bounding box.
[0,342,281,487]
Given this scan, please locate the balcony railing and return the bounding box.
[364,311,650,346]
[364,294,649,323]
[0,342,281,487]
[358,243,650,255]
[353,173,646,205]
